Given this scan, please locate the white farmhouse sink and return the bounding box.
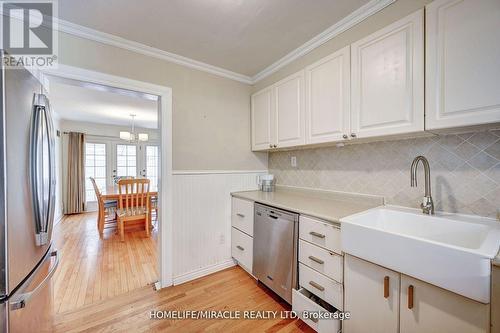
[340,206,500,303]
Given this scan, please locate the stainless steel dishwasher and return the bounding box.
[253,203,298,304]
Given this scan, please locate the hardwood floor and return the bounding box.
[54,266,314,333]
[52,212,158,314]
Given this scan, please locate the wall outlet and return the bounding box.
[291,156,297,168]
[219,234,225,245]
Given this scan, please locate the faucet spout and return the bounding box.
[410,156,434,215]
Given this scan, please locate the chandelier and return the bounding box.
[119,114,148,143]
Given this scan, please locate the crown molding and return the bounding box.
[250,0,396,83]
[56,18,254,84]
[5,0,394,85]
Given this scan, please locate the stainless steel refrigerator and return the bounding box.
[0,52,59,332]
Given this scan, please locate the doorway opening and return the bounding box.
[41,65,173,314]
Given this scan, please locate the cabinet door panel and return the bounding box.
[344,255,399,333]
[305,46,350,144]
[351,9,424,138]
[251,87,273,151]
[274,71,305,148]
[400,274,489,333]
[426,0,500,129]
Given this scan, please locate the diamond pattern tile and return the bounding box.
[269,129,500,219]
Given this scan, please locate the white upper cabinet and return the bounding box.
[274,71,306,148]
[251,86,274,151]
[305,46,351,144]
[426,0,500,129]
[351,10,424,139]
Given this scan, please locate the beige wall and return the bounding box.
[252,0,431,92]
[58,32,267,171]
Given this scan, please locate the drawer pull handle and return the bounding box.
[384,276,389,298]
[236,213,245,218]
[309,231,325,238]
[236,245,244,251]
[408,285,414,309]
[308,256,324,265]
[309,281,325,291]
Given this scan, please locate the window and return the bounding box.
[146,145,159,188]
[116,144,137,177]
[85,143,106,202]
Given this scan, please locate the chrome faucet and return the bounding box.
[410,156,434,215]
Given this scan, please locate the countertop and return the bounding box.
[231,185,384,225]
[232,186,500,267]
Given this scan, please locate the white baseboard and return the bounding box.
[172,259,236,285]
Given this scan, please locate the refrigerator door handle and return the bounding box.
[29,102,44,244]
[44,94,56,243]
[10,250,59,310]
[29,93,55,246]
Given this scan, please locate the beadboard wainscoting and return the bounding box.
[269,130,500,218]
[172,171,266,284]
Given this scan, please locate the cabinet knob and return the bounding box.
[273,144,278,148]
[342,134,348,139]
[269,144,273,148]
[350,133,357,138]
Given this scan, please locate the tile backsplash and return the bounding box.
[269,130,500,219]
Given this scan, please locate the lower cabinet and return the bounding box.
[292,288,341,333]
[344,254,400,333]
[400,274,490,333]
[231,227,253,273]
[344,254,490,333]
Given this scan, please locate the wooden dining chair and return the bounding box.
[90,177,117,234]
[116,178,151,242]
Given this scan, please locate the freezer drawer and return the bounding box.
[8,246,58,333]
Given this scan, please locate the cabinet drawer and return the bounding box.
[299,216,341,254]
[231,227,253,272]
[299,240,343,283]
[292,288,341,333]
[300,263,343,310]
[231,197,254,236]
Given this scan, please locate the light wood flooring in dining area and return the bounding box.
[52,212,158,314]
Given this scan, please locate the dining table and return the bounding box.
[100,185,158,226]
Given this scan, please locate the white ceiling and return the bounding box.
[58,0,370,76]
[48,78,158,129]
